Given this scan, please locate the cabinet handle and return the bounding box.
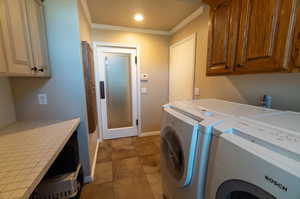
[100,81,105,99]
[38,68,44,72]
[31,67,38,72]
[236,64,243,68]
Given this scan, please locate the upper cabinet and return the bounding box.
[204,0,300,75]
[0,22,7,73]
[207,0,240,75]
[236,0,296,73]
[26,0,49,76]
[0,0,50,77]
[291,2,300,69]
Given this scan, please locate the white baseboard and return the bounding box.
[91,141,100,178]
[139,131,160,137]
[85,140,100,183]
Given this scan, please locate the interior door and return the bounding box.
[97,47,138,139]
[169,34,196,102]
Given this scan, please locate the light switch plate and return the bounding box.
[38,94,48,105]
[141,88,148,94]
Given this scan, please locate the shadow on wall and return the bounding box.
[226,72,300,112]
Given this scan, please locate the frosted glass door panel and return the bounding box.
[104,53,132,129]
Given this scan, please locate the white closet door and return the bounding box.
[169,33,196,102]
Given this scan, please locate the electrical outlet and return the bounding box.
[38,94,48,105]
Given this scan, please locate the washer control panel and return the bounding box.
[238,122,300,147]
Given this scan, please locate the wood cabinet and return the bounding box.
[0,22,7,73]
[82,41,98,134]
[0,0,49,77]
[207,0,241,75]
[291,1,300,69]
[205,0,300,75]
[236,0,296,73]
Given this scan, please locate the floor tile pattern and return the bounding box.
[80,135,162,199]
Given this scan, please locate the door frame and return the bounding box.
[93,42,142,141]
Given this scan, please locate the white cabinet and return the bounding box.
[26,0,49,76]
[0,0,50,77]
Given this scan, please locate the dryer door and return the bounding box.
[216,180,276,199]
[161,108,200,187]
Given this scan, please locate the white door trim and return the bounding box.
[93,42,142,141]
[170,33,197,49]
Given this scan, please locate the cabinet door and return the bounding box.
[235,0,295,73]
[26,0,50,76]
[207,0,240,75]
[0,21,7,73]
[292,1,300,69]
[0,0,33,74]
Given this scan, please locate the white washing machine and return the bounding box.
[160,99,281,199]
[205,114,300,199]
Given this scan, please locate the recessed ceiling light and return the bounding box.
[134,13,144,22]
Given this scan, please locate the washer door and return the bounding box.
[160,108,200,187]
[216,180,276,199]
[162,126,185,180]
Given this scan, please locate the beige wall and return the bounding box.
[171,6,300,112]
[92,29,169,132]
[0,77,16,128]
[77,0,91,44]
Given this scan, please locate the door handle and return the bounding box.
[100,81,105,99]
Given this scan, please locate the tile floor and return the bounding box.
[80,135,162,199]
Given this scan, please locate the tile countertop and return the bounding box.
[0,118,80,199]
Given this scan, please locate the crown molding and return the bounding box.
[92,24,171,35]
[170,6,204,34]
[79,0,92,25]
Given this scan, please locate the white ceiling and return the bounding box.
[87,0,203,31]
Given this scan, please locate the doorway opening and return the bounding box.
[94,43,141,140]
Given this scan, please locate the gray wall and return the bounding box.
[0,77,16,128]
[11,0,91,177]
[171,6,300,112]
